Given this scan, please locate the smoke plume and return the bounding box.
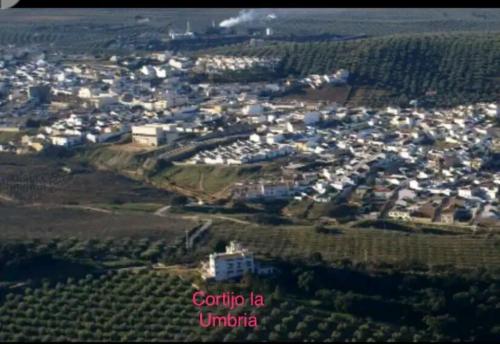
[219,9,277,28]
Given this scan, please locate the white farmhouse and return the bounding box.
[201,242,255,281]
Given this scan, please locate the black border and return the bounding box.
[13,0,500,9]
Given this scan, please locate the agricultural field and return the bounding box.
[0,270,411,342]
[265,8,500,37]
[0,9,240,53]
[0,271,204,342]
[0,235,189,283]
[0,266,498,342]
[0,153,174,205]
[206,32,500,107]
[207,219,500,269]
[0,205,196,241]
[1,9,499,55]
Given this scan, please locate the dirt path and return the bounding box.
[209,214,252,225]
[27,203,112,214]
[153,180,212,204]
[179,214,202,222]
[0,193,16,203]
[154,205,172,216]
[198,172,205,192]
[59,204,113,214]
[211,182,236,200]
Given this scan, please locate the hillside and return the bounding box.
[267,9,500,37]
[0,263,499,341]
[205,32,500,107]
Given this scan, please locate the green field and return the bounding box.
[208,220,500,269]
[151,163,283,201]
[0,269,408,342]
[0,266,498,342]
[154,164,260,195]
[0,270,372,342]
[0,271,203,342]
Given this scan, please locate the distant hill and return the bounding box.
[204,32,500,107]
[266,8,500,37]
[0,9,499,54]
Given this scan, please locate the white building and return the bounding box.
[232,181,295,200]
[131,124,180,147]
[242,104,264,116]
[50,135,82,147]
[132,125,163,147]
[304,111,321,125]
[168,57,193,71]
[458,188,473,199]
[202,242,255,281]
[334,69,350,82]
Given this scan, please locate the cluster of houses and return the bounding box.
[0,48,210,152]
[232,180,301,201]
[183,100,499,227]
[0,46,498,228]
[186,139,294,165]
[298,69,350,89]
[194,55,280,74]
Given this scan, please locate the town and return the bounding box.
[1,7,500,343]
[0,45,499,230]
